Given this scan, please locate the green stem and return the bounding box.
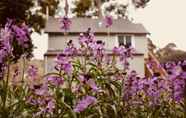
[20,56,27,100]
[21,56,26,83]
[184,82,186,118]
[2,61,10,116]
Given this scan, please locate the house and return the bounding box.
[44,17,149,76]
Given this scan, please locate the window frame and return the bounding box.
[117,35,134,48]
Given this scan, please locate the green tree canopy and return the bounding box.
[72,0,150,18]
[72,0,92,17]
[0,0,60,32]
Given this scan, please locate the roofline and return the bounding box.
[44,31,150,35]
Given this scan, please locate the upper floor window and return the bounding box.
[118,35,132,48]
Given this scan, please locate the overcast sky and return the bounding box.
[32,0,186,59]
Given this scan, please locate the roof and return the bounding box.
[45,17,149,35]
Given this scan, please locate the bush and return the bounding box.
[0,18,186,118]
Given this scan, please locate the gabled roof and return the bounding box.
[45,17,149,35]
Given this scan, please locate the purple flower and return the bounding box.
[123,71,140,101]
[59,16,72,31]
[34,84,49,96]
[46,100,55,113]
[0,20,33,80]
[112,46,134,69]
[12,25,29,47]
[27,65,38,79]
[63,40,78,56]
[79,29,96,47]
[72,84,81,93]
[104,15,113,28]
[27,81,55,116]
[86,79,99,92]
[78,75,86,83]
[31,97,55,117]
[47,76,64,86]
[55,53,73,75]
[78,75,99,92]
[11,66,20,85]
[180,72,186,78]
[79,33,89,46]
[87,40,106,64]
[63,63,73,75]
[0,22,13,80]
[74,96,97,113]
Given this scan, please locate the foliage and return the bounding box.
[155,43,186,63]
[72,0,150,18]
[0,0,60,32]
[72,0,92,17]
[0,20,33,79]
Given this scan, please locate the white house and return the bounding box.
[44,17,149,76]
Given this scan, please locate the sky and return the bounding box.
[32,0,186,59]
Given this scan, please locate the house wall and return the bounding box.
[48,34,147,54]
[129,56,145,77]
[44,55,145,77]
[134,35,148,57]
[45,33,147,76]
[48,34,117,50]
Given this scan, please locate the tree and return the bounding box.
[102,1,128,18]
[0,0,60,32]
[72,0,150,18]
[156,43,177,58]
[132,0,150,8]
[147,38,156,53]
[72,0,92,17]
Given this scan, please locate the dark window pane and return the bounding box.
[118,36,124,46]
[126,36,132,47]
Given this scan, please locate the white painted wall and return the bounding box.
[45,56,56,73]
[134,35,148,57]
[48,34,147,53]
[48,34,117,50]
[129,56,145,77]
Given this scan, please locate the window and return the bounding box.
[118,36,125,46]
[126,36,132,48]
[117,35,132,47]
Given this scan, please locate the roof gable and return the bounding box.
[45,17,149,35]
